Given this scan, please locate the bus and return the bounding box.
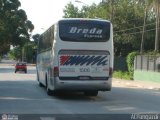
[36,18,114,96]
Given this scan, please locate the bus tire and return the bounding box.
[37,73,44,87]
[39,82,44,87]
[46,75,53,96]
[84,91,98,96]
[37,72,40,82]
[47,87,53,96]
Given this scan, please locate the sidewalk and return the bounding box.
[113,78,160,91]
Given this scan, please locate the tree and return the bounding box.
[146,0,160,51]
[135,0,149,53]
[22,42,36,63]
[32,34,40,45]
[63,2,83,18]
[63,0,157,56]
[152,0,160,51]
[0,0,34,54]
[8,46,22,60]
[8,41,36,63]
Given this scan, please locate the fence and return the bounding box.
[134,55,160,72]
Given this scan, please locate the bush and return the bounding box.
[113,71,131,80]
[145,51,160,56]
[126,52,138,79]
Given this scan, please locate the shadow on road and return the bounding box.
[53,92,98,101]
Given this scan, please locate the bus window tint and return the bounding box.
[38,25,54,53]
[59,20,110,42]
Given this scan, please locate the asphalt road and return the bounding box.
[0,61,160,119]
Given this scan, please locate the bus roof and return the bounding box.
[58,18,111,23]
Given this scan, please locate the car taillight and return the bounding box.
[54,67,59,77]
[109,67,113,76]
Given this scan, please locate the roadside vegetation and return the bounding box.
[112,71,130,80]
[63,0,160,80]
[0,0,34,62]
[0,0,160,79]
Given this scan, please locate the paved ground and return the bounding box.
[0,61,160,120]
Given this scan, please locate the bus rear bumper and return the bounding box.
[51,78,112,91]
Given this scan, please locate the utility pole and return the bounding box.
[155,2,160,51]
[140,6,147,53]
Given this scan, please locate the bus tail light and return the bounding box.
[109,67,113,76]
[54,67,59,77]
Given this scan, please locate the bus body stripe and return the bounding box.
[60,55,108,66]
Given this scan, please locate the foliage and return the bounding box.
[0,55,1,62]
[63,2,83,18]
[63,0,159,56]
[62,0,160,80]
[22,42,36,63]
[8,46,22,60]
[8,42,36,63]
[0,0,34,54]
[113,71,131,80]
[126,52,138,79]
[32,34,40,45]
[143,51,160,56]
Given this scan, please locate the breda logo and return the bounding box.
[69,27,103,34]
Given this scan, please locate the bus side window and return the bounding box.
[38,36,43,53]
[43,33,46,51]
[50,25,54,44]
[38,25,55,53]
[46,29,50,48]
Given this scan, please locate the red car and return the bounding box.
[15,62,27,73]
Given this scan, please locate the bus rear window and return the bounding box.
[59,20,110,42]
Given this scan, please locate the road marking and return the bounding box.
[40,117,56,120]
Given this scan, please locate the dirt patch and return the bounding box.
[113,78,160,91]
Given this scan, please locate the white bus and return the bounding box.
[36,18,113,96]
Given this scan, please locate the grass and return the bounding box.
[113,70,131,80]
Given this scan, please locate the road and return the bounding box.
[0,61,160,119]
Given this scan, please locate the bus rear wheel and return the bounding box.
[46,85,58,96]
[46,79,53,96]
[47,86,53,96]
[39,82,44,87]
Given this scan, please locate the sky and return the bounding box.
[19,0,102,35]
